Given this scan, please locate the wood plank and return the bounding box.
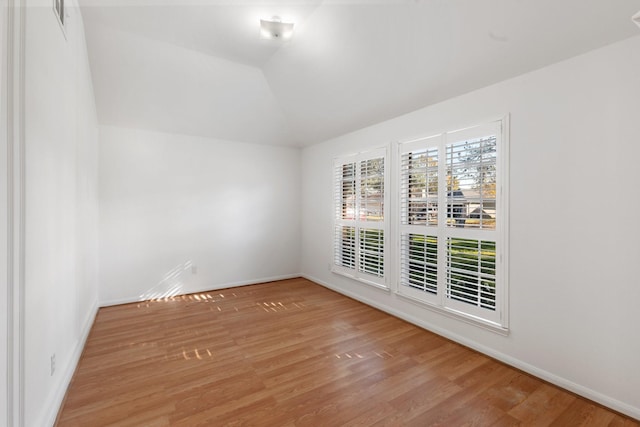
[56,278,639,426]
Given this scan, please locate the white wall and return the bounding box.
[23,2,99,426]
[301,35,640,419]
[99,126,301,305]
[1,2,9,424]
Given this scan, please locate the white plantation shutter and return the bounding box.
[336,162,356,221]
[400,145,439,226]
[334,161,356,270]
[397,120,507,328]
[400,234,438,294]
[360,158,384,222]
[446,135,497,230]
[446,237,496,310]
[399,135,441,304]
[359,228,384,277]
[334,226,355,269]
[333,148,388,287]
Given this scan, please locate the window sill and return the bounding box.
[395,291,509,336]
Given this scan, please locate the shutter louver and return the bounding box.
[401,234,437,294]
[446,238,496,310]
[446,136,497,229]
[359,228,384,277]
[400,148,438,226]
[360,158,384,222]
[334,226,356,269]
[336,163,356,220]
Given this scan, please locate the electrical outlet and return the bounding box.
[50,353,56,376]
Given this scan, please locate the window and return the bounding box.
[398,119,508,328]
[333,148,388,288]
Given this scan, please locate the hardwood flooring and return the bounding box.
[56,278,638,426]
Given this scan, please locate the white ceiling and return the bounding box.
[78,0,640,147]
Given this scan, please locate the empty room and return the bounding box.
[2,0,640,425]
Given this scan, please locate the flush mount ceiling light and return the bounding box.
[260,16,294,41]
[633,10,640,28]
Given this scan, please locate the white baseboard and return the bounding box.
[302,274,640,421]
[99,273,302,307]
[41,300,99,427]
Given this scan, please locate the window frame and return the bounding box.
[333,147,389,290]
[396,117,509,332]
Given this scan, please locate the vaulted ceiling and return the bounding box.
[78,0,640,147]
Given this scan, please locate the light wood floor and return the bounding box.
[56,278,638,426]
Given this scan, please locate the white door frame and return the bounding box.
[3,1,25,426]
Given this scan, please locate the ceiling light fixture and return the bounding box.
[633,10,640,28]
[260,16,294,41]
